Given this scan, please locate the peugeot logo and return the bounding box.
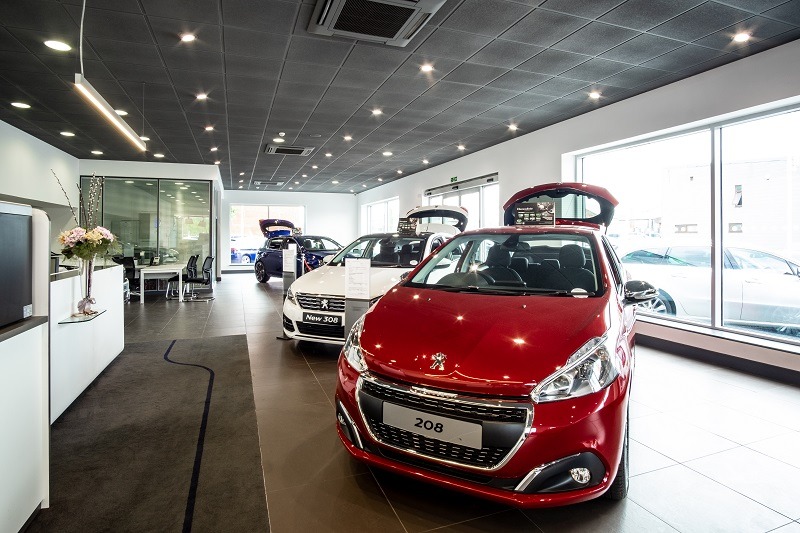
[320,299,329,310]
[430,352,447,371]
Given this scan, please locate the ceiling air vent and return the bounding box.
[308,0,445,48]
[264,144,315,156]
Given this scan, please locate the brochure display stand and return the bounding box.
[282,243,297,299]
[344,258,371,335]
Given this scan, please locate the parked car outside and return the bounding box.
[334,183,656,507]
[282,205,469,345]
[253,219,342,282]
[621,245,800,335]
[230,236,264,264]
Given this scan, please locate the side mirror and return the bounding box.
[624,280,657,304]
[400,271,409,281]
[322,255,333,265]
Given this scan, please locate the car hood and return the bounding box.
[359,287,611,397]
[288,264,408,299]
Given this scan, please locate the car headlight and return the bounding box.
[342,315,367,373]
[286,287,296,305]
[532,336,619,403]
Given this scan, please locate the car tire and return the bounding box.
[255,261,269,283]
[605,411,629,501]
[241,255,251,264]
[638,290,676,315]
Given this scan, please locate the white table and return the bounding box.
[139,265,184,303]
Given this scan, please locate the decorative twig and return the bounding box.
[51,169,81,226]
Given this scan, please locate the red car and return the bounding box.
[334,183,656,507]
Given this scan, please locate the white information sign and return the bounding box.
[282,243,297,272]
[345,258,371,299]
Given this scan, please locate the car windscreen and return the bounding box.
[407,232,602,295]
[329,235,426,267]
[300,236,341,252]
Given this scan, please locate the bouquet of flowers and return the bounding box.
[53,171,119,314]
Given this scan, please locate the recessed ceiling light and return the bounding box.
[383,151,393,156]
[181,33,196,42]
[289,187,293,190]
[733,32,751,43]
[378,177,383,182]
[60,131,75,137]
[362,184,366,187]
[325,153,332,157]
[91,150,103,155]
[238,179,244,183]
[344,135,352,141]
[160,190,165,192]
[44,40,71,51]
[238,185,243,189]
[140,136,150,141]
[301,174,307,178]
[125,180,134,184]
[214,160,221,165]
[196,93,208,100]
[420,64,434,72]
[205,126,214,131]
[589,91,601,99]
[295,181,300,184]
[332,180,339,184]
[153,153,165,158]
[422,159,429,164]
[175,182,184,185]
[115,109,128,116]
[278,132,285,137]
[11,102,31,109]
[239,172,245,175]
[146,183,153,186]
[312,165,318,169]
[272,137,285,143]
[210,146,218,152]
[457,144,465,151]
[180,186,189,190]
[350,189,354,193]
[397,170,403,174]
[508,124,518,131]
[372,109,382,116]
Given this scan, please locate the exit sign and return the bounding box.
[450,176,457,183]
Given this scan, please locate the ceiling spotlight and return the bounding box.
[508,124,518,131]
[344,135,352,141]
[146,182,153,186]
[140,135,150,141]
[238,179,244,183]
[279,132,285,137]
[289,187,293,190]
[423,159,429,164]
[302,174,307,178]
[196,93,208,100]
[272,137,285,143]
[457,144,465,151]
[153,153,165,158]
[205,126,214,131]
[175,182,183,185]
[589,91,601,99]
[295,181,300,184]
[44,40,71,51]
[312,165,318,169]
[378,178,383,182]
[420,64,434,72]
[210,147,218,151]
[238,185,243,189]
[332,180,339,184]
[325,153,332,157]
[733,32,751,43]
[60,131,75,137]
[125,180,134,184]
[362,184,366,187]
[214,160,221,165]
[115,109,128,116]
[180,186,189,190]
[383,151,393,156]
[372,109,382,116]
[239,172,245,175]
[12,102,31,109]
[91,150,103,155]
[397,170,403,174]
[181,33,196,42]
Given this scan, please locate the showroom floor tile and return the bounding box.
[122,273,800,533]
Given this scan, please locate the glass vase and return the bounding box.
[77,254,97,315]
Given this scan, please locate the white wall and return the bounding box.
[220,190,358,267]
[356,39,800,223]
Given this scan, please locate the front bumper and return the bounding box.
[335,356,628,507]
[282,297,346,345]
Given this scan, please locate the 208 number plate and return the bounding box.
[383,402,482,449]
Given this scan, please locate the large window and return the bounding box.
[426,182,500,230]
[363,197,399,234]
[228,204,305,265]
[579,107,800,344]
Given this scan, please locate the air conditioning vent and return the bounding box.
[308,0,445,48]
[253,181,285,186]
[264,144,315,156]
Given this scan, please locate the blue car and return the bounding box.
[254,219,341,283]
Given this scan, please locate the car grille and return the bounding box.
[296,322,345,339]
[360,378,530,470]
[296,293,345,312]
[282,314,295,332]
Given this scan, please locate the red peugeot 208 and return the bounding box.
[334,183,656,507]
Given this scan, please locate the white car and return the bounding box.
[621,245,800,336]
[282,206,468,344]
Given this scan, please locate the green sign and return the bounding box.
[450,176,457,183]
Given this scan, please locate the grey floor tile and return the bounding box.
[431,509,539,532]
[525,498,677,533]
[687,447,800,519]
[629,464,789,532]
[770,522,800,532]
[667,401,791,445]
[747,432,800,469]
[629,439,678,477]
[630,412,739,462]
[629,399,660,419]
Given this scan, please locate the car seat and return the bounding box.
[509,256,529,278]
[373,241,400,264]
[399,244,414,264]
[481,246,523,284]
[558,244,596,292]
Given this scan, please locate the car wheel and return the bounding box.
[637,290,675,315]
[770,306,800,337]
[254,261,269,283]
[605,411,629,501]
[241,255,251,264]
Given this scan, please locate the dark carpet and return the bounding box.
[28,335,269,533]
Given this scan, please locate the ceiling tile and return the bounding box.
[599,65,672,88]
[148,17,222,52]
[161,48,224,73]
[342,43,410,72]
[649,2,752,42]
[528,76,588,97]
[105,61,171,84]
[500,9,588,47]
[467,39,544,68]
[280,61,338,86]
[224,55,282,78]
[560,57,631,82]
[762,2,800,26]
[225,74,277,93]
[440,0,533,37]
[693,16,795,51]
[221,0,298,33]
[64,5,152,44]
[641,44,726,71]
[285,36,352,66]
[379,75,436,96]
[463,86,519,104]
[598,0,703,32]
[502,90,557,109]
[141,0,220,24]
[599,33,683,64]
[330,68,391,90]
[395,55,462,78]
[552,22,640,56]
[415,28,493,60]
[488,69,551,91]
[223,27,289,58]
[539,0,625,18]
[516,49,590,75]
[443,63,509,85]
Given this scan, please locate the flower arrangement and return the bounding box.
[53,170,119,314]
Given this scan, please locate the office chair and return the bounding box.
[184,256,215,302]
[166,255,198,300]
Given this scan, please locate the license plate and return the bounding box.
[383,403,482,450]
[302,312,341,326]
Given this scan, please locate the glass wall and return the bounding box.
[228,204,305,265]
[158,180,210,265]
[364,197,399,234]
[579,106,800,344]
[427,182,500,230]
